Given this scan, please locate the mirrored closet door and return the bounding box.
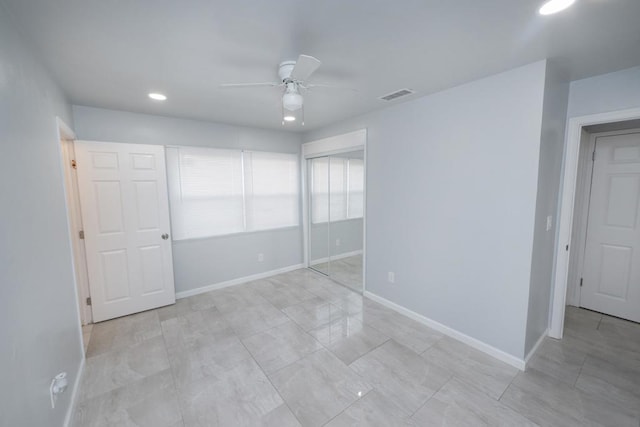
[308,156,330,275]
[308,150,364,292]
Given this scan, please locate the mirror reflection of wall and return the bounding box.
[308,150,364,292]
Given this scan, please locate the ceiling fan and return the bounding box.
[221,54,351,125]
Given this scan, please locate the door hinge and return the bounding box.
[580,278,583,287]
[592,151,596,161]
[79,230,85,240]
[566,244,569,251]
[71,159,77,169]
[86,297,92,306]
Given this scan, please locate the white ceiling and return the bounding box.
[4,0,640,131]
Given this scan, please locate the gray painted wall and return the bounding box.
[524,61,570,355]
[567,65,640,118]
[72,106,303,293]
[0,4,82,426]
[304,61,547,359]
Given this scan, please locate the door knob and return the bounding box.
[161,233,169,240]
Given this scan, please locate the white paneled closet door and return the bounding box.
[582,131,640,322]
[75,141,175,322]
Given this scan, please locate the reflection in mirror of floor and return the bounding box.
[311,254,363,292]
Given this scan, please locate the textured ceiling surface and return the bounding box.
[3,0,640,131]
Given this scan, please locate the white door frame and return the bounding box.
[565,130,596,308]
[56,117,93,327]
[301,129,367,292]
[550,107,640,338]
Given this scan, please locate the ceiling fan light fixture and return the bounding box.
[148,92,167,101]
[282,91,303,111]
[283,115,296,122]
[539,0,576,15]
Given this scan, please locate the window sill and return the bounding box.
[171,225,301,244]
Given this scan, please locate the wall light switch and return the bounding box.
[336,238,341,247]
[546,215,553,231]
[387,272,395,283]
[258,253,264,262]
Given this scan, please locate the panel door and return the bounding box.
[582,131,640,322]
[75,141,175,322]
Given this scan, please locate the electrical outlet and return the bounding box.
[387,272,395,283]
[258,253,264,262]
[49,372,68,409]
[336,238,341,247]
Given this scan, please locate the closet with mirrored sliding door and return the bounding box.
[303,130,366,292]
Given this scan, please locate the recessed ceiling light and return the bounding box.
[283,115,296,122]
[539,0,576,15]
[148,92,167,101]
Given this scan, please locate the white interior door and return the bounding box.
[582,130,640,322]
[75,141,175,322]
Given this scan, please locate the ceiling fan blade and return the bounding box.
[220,82,280,88]
[303,83,358,92]
[290,55,321,82]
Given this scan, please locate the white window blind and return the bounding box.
[329,157,347,221]
[347,159,364,218]
[310,156,364,224]
[244,151,299,231]
[166,146,299,240]
[311,157,329,223]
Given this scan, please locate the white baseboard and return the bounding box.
[310,250,363,265]
[64,355,85,427]
[364,291,527,371]
[175,264,305,299]
[524,328,549,367]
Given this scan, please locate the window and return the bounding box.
[310,156,364,224]
[330,157,347,221]
[244,151,299,231]
[166,146,299,240]
[310,157,329,223]
[347,158,364,219]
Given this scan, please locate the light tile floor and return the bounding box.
[74,269,640,426]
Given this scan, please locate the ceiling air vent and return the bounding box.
[379,88,415,101]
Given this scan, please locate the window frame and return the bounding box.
[166,145,301,241]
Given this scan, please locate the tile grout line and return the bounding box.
[264,347,325,378]
[596,314,603,330]
[286,299,397,371]
[418,338,520,405]
[295,273,362,306]
[277,297,355,336]
[497,370,518,402]
[236,316,294,341]
[237,337,306,426]
[238,316,325,376]
[251,317,376,425]
[409,373,454,419]
[85,282,640,426]
[163,291,316,425]
[76,313,184,425]
[346,336,392,370]
[572,355,587,389]
[225,274,367,378]
[320,389,374,426]
[158,312,190,427]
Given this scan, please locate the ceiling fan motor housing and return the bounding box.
[278,61,297,82]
